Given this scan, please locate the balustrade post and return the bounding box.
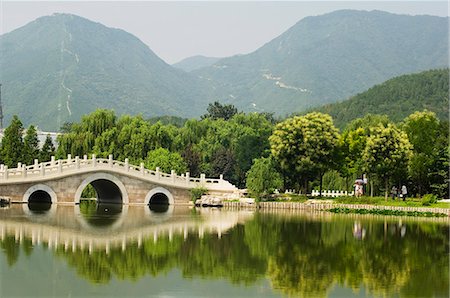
[125,158,129,172]
[58,160,62,173]
[75,156,80,169]
[0,164,3,171]
[67,154,72,164]
[171,170,176,183]
[51,156,55,166]
[186,172,190,185]
[34,159,39,167]
[109,155,113,168]
[200,173,206,183]
[92,154,96,167]
[40,163,45,176]
[156,167,160,180]
[22,165,26,178]
[4,166,8,180]
[83,155,87,161]
[140,162,145,175]
[17,162,22,169]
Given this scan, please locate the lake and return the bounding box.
[0,203,448,297]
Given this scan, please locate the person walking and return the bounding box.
[401,185,408,201]
[391,186,398,200]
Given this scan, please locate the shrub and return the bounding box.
[421,194,437,206]
[190,186,208,202]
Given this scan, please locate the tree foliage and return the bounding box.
[202,101,238,120]
[269,112,340,192]
[145,148,187,174]
[1,115,24,167]
[363,124,412,198]
[23,125,40,165]
[246,157,282,199]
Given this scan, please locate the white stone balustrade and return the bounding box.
[0,155,237,192]
[311,190,354,197]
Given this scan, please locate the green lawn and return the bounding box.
[332,196,450,208]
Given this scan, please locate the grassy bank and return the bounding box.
[328,207,448,217]
[332,196,450,208]
[265,195,449,208]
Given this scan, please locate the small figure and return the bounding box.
[391,186,398,200]
[401,185,408,201]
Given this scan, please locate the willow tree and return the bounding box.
[246,157,282,199]
[363,124,412,199]
[269,112,340,194]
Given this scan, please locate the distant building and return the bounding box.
[0,129,60,149]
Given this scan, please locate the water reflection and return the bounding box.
[0,205,448,297]
[79,201,123,227]
[27,201,52,214]
[149,203,170,213]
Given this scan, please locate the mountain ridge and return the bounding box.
[0,13,212,130]
[194,9,448,115]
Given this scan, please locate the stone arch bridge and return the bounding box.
[0,155,238,205]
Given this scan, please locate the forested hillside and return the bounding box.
[194,10,448,115]
[314,69,449,128]
[0,13,211,130]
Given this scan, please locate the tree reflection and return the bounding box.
[0,213,448,297]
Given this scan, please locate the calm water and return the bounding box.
[0,203,448,298]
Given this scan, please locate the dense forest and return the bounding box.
[0,101,448,199]
[314,69,449,128]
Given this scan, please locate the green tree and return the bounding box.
[363,124,412,199]
[23,125,40,165]
[202,101,238,120]
[402,110,441,196]
[428,121,449,198]
[269,112,340,194]
[39,134,56,162]
[1,115,24,167]
[246,157,282,199]
[145,148,187,174]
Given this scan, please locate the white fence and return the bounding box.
[0,154,237,192]
[311,190,354,197]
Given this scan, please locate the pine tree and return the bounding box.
[1,115,24,167]
[23,125,40,165]
[39,134,56,162]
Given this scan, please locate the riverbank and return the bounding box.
[222,201,450,217]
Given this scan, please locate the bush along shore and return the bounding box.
[221,201,450,217]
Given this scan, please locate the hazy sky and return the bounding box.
[1,1,448,64]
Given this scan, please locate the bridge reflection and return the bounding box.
[0,204,254,254]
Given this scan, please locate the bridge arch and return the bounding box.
[145,187,174,205]
[75,173,129,204]
[22,184,57,204]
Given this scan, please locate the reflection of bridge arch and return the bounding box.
[74,203,129,232]
[144,187,174,205]
[22,202,58,221]
[22,184,57,204]
[74,173,129,204]
[144,204,174,222]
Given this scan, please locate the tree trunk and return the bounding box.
[319,172,323,198]
[384,178,388,201]
[370,178,374,197]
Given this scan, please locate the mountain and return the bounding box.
[194,10,448,115]
[0,14,211,130]
[313,68,449,128]
[173,55,221,72]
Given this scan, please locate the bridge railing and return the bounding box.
[0,154,237,191]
